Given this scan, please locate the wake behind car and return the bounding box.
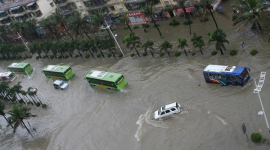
[154,102,181,120]
[53,80,69,90]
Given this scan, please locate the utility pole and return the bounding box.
[17,32,30,52]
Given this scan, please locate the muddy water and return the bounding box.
[1,1,270,150]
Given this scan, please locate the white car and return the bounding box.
[154,102,181,120]
[53,80,69,90]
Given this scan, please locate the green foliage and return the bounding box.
[58,56,62,59]
[211,51,218,56]
[169,19,180,26]
[118,53,123,58]
[130,53,135,57]
[36,102,40,107]
[251,133,262,143]
[75,55,79,58]
[50,55,55,59]
[192,52,196,56]
[36,56,40,60]
[232,15,238,21]
[65,55,69,59]
[107,53,112,58]
[250,49,258,55]
[183,20,192,25]
[23,56,28,59]
[175,52,181,57]
[42,104,47,108]
[19,99,24,104]
[85,54,90,58]
[159,52,165,57]
[27,101,32,105]
[153,24,160,28]
[16,56,22,60]
[97,54,101,58]
[142,24,150,28]
[230,49,237,56]
[133,26,139,29]
[200,17,209,22]
[143,52,148,56]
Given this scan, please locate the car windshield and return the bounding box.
[59,82,64,86]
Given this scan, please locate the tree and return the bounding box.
[0,101,14,128]
[120,12,133,32]
[199,0,219,29]
[80,38,95,57]
[142,40,155,57]
[101,35,116,57]
[143,3,163,38]
[123,32,142,57]
[12,82,26,104]
[69,39,83,58]
[159,41,172,57]
[231,0,269,31]
[0,82,10,100]
[208,29,229,55]
[24,19,43,42]
[29,43,40,58]
[178,38,188,56]
[51,9,74,40]
[178,0,192,34]
[62,41,73,58]
[50,42,59,58]
[92,36,105,58]
[7,105,35,136]
[40,19,60,43]
[68,12,92,39]
[191,33,205,55]
[0,25,9,43]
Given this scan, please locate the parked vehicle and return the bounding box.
[53,80,69,90]
[0,72,17,83]
[154,102,181,120]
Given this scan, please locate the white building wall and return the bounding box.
[36,0,56,21]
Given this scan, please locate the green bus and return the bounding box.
[42,65,75,80]
[84,70,128,91]
[7,63,33,74]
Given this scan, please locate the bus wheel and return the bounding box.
[108,88,111,90]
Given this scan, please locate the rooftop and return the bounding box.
[0,0,36,11]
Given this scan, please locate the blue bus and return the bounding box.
[203,65,250,86]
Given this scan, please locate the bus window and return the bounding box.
[204,73,209,78]
[237,77,242,82]
[231,75,237,81]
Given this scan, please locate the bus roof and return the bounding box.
[8,63,29,68]
[42,65,70,73]
[0,72,13,77]
[204,65,246,74]
[85,70,123,82]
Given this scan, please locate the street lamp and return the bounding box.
[253,71,270,134]
[17,32,30,52]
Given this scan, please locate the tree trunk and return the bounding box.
[111,50,115,58]
[151,16,162,38]
[69,52,73,58]
[38,53,42,59]
[83,29,91,39]
[76,48,83,58]
[22,121,33,137]
[184,49,188,56]
[34,95,42,104]
[88,50,95,58]
[219,47,224,55]
[106,29,112,39]
[166,50,170,57]
[44,51,49,59]
[60,52,64,58]
[64,26,74,41]
[98,48,105,58]
[210,10,219,29]
[3,115,14,128]
[134,47,140,57]
[150,50,154,57]
[200,48,203,55]
[53,53,57,58]
[126,21,132,32]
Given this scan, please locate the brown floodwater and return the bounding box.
[1,1,270,150]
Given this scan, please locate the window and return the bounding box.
[116,76,123,85]
[50,2,54,7]
[204,73,209,78]
[160,112,165,115]
[171,108,176,111]
[110,6,115,11]
[43,71,65,77]
[230,75,236,81]
[86,78,117,88]
[237,77,242,82]
[165,110,170,113]
[164,1,170,6]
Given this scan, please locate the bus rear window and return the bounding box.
[116,76,124,85]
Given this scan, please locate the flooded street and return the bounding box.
[1,1,270,149]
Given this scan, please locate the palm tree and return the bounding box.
[0,44,8,59]
[0,25,9,43]
[91,36,105,58]
[40,19,60,43]
[29,43,39,58]
[178,38,188,56]
[80,38,95,57]
[51,42,60,58]
[178,0,192,34]
[231,0,269,31]
[191,33,205,55]
[37,43,49,59]
[0,82,10,100]
[143,3,163,38]
[120,12,132,32]
[199,0,219,29]
[101,35,116,57]
[90,10,105,33]
[24,19,43,42]
[7,105,35,136]
[69,39,83,58]
[123,32,142,57]
[12,82,26,104]
[159,41,173,57]
[62,41,73,58]
[0,101,14,128]
[142,40,155,57]
[51,9,74,40]
[68,12,92,39]
[27,87,42,104]
[208,29,229,55]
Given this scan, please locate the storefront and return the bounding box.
[127,12,146,25]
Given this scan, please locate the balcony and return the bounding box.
[59,3,77,15]
[0,11,8,18]
[83,0,107,7]
[26,2,39,12]
[13,12,27,17]
[10,7,25,15]
[124,0,145,4]
[15,14,30,21]
[1,17,12,25]
[53,0,68,5]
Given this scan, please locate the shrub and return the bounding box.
[183,20,192,25]
[169,19,180,26]
[230,49,237,56]
[23,56,28,59]
[200,17,209,22]
[19,99,24,104]
[133,26,139,29]
[130,53,135,57]
[75,55,79,58]
[153,24,160,28]
[58,56,62,59]
[118,53,123,58]
[107,53,112,58]
[65,55,69,59]
[250,49,258,56]
[159,52,165,57]
[36,102,40,107]
[85,54,90,58]
[142,24,150,28]
[50,55,55,59]
[43,56,47,59]
[211,51,218,56]
[16,56,22,60]
[97,54,101,58]
[175,52,181,57]
[36,56,40,59]
[251,133,262,143]
[27,101,32,105]
[232,15,238,21]
[192,52,196,56]
[143,52,147,56]
[42,104,47,108]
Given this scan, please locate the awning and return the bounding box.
[26,2,35,7]
[0,10,4,13]
[10,6,21,11]
[177,7,195,13]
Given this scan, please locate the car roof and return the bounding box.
[53,80,63,85]
[164,102,178,109]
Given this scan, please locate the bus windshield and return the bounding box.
[241,68,249,81]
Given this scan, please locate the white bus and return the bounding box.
[0,72,17,83]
